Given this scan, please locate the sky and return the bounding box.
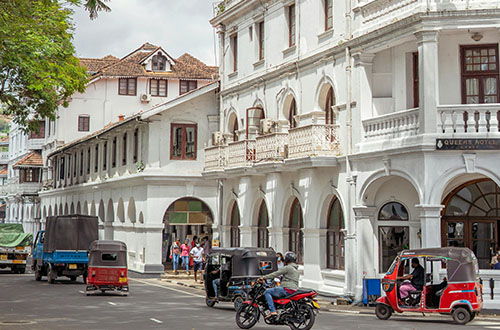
[71,0,218,66]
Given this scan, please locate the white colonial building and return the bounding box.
[205,0,500,306]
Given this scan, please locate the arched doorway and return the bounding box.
[289,198,303,264]
[442,179,500,269]
[162,197,214,266]
[286,97,297,129]
[326,196,344,270]
[325,86,335,124]
[230,202,240,247]
[257,200,269,248]
[378,202,409,272]
[228,112,239,142]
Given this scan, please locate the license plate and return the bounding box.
[119,277,127,283]
[0,255,7,260]
[312,301,320,309]
[68,264,77,269]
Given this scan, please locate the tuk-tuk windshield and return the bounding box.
[102,253,118,262]
[386,257,399,275]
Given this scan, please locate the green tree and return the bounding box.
[0,0,110,132]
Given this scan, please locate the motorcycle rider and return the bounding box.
[258,251,300,319]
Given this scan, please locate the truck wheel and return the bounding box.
[375,303,392,320]
[18,267,26,274]
[47,265,56,284]
[452,307,471,325]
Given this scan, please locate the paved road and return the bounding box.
[0,270,498,330]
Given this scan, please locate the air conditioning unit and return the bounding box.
[260,118,276,135]
[140,93,151,103]
[212,131,225,146]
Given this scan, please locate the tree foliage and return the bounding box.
[0,0,111,133]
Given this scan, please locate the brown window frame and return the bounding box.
[102,142,107,171]
[257,201,269,248]
[118,78,137,96]
[87,148,91,175]
[460,44,499,104]
[73,152,77,178]
[150,79,168,97]
[94,144,99,172]
[133,129,138,163]
[289,98,297,128]
[289,198,304,264]
[152,53,167,71]
[111,137,117,168]
[325,86,335,124]
[412,52,419,108]
[80,150,84,176]
[288,4,296,48]
[179,80,198,95]
[19,168,40,183]
[326,197,344,270]
[324,0,333,31]
[170,123,197,160]
[78,115,90,132]
[122,133,127,166]
[29,121,45,139]
[258,21,265,61]
[230,202,241,247]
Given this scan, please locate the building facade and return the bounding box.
[205,0,500,307]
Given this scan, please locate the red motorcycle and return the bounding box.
[235,281,319,330]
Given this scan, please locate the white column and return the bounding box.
[301,228,327,290]
[415,205,443,248]
[415,30,439,134]
[240,225,257,247]
[353,53,375,120]
[353,206,377,277]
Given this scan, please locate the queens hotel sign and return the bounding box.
[436,138,500,150]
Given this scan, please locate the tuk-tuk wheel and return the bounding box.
[233,296,245,311]
[206,297,216,307]
[470,312,476,321]
[375,303,392,320]
[452,307,471,325]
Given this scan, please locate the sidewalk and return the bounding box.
[159,272,500,319]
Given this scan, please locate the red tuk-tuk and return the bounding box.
[86,240,129,296]
[375,247,482,324]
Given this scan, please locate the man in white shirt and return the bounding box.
[190,243,205,283]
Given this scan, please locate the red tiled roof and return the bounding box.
[13,151,43,168]
[0,136,8,143]
[0,166,7,175]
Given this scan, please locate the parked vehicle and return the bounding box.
[375,247,483,325]
[32,215,98,283]
[204,247,278,311]
[86,240,129,295]
[235,281,319,330]
[0,224,32,274]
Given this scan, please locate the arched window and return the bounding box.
[378,202,409,272]
[257,201,269,248]
[443,179,500,269]
[327,197,344,269]
[288,98,297,129]
[230,202,240,247]
[325,86,335,124]
[152,52,167,71]
[289,198,303,264]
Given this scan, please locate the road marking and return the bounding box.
[130,278,205,298]
[150,318,163,324]
[79,291,85,294]
[107,302,117,306]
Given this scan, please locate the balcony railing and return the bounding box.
[438,105,500,134]
[288,124,339,159]
[0,152,9,164]
[226,140,255,168]
[363,108,420,140]
[204,145,227,171]
[27,138,44,150]
[255,132,288,162]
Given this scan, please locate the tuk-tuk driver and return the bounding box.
[210,259,230,299]
[258,251,299,319]
[398,258,424,301]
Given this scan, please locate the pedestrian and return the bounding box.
[190,242,205,283]
[491,250,500,269]
[189,236,198,268]
[276,252,284,270]
[203,236,211,256]
[170,240,181,275]
[181,239,190,275]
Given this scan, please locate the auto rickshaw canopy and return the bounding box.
[88,240,128,267]
[208,247,277,277]
[400,247,478,283]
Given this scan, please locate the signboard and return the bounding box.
[436,138,500,151]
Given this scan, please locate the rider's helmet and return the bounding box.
[284,251,297,264]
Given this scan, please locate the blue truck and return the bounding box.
[32,215,98,284]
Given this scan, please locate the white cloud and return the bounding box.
[71,0,218,65]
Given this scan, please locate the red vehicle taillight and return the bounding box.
[92,271,96,277]
[382,280,395,292]
[120,271,125,277]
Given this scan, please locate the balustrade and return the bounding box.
[363,108,420,140]
[438,105,500,134]
[288,124,339,159]
[226,140,256,168]
[204,145,227,171]
[255,132,288,162]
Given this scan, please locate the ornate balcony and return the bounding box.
[226,140,256,168]
[204,145,227,171]
[363,108,420,140]
[255,132,288,163]
[438,104,500,135]
[288,124,339,159]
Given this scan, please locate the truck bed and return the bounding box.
[44,251,89,264]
